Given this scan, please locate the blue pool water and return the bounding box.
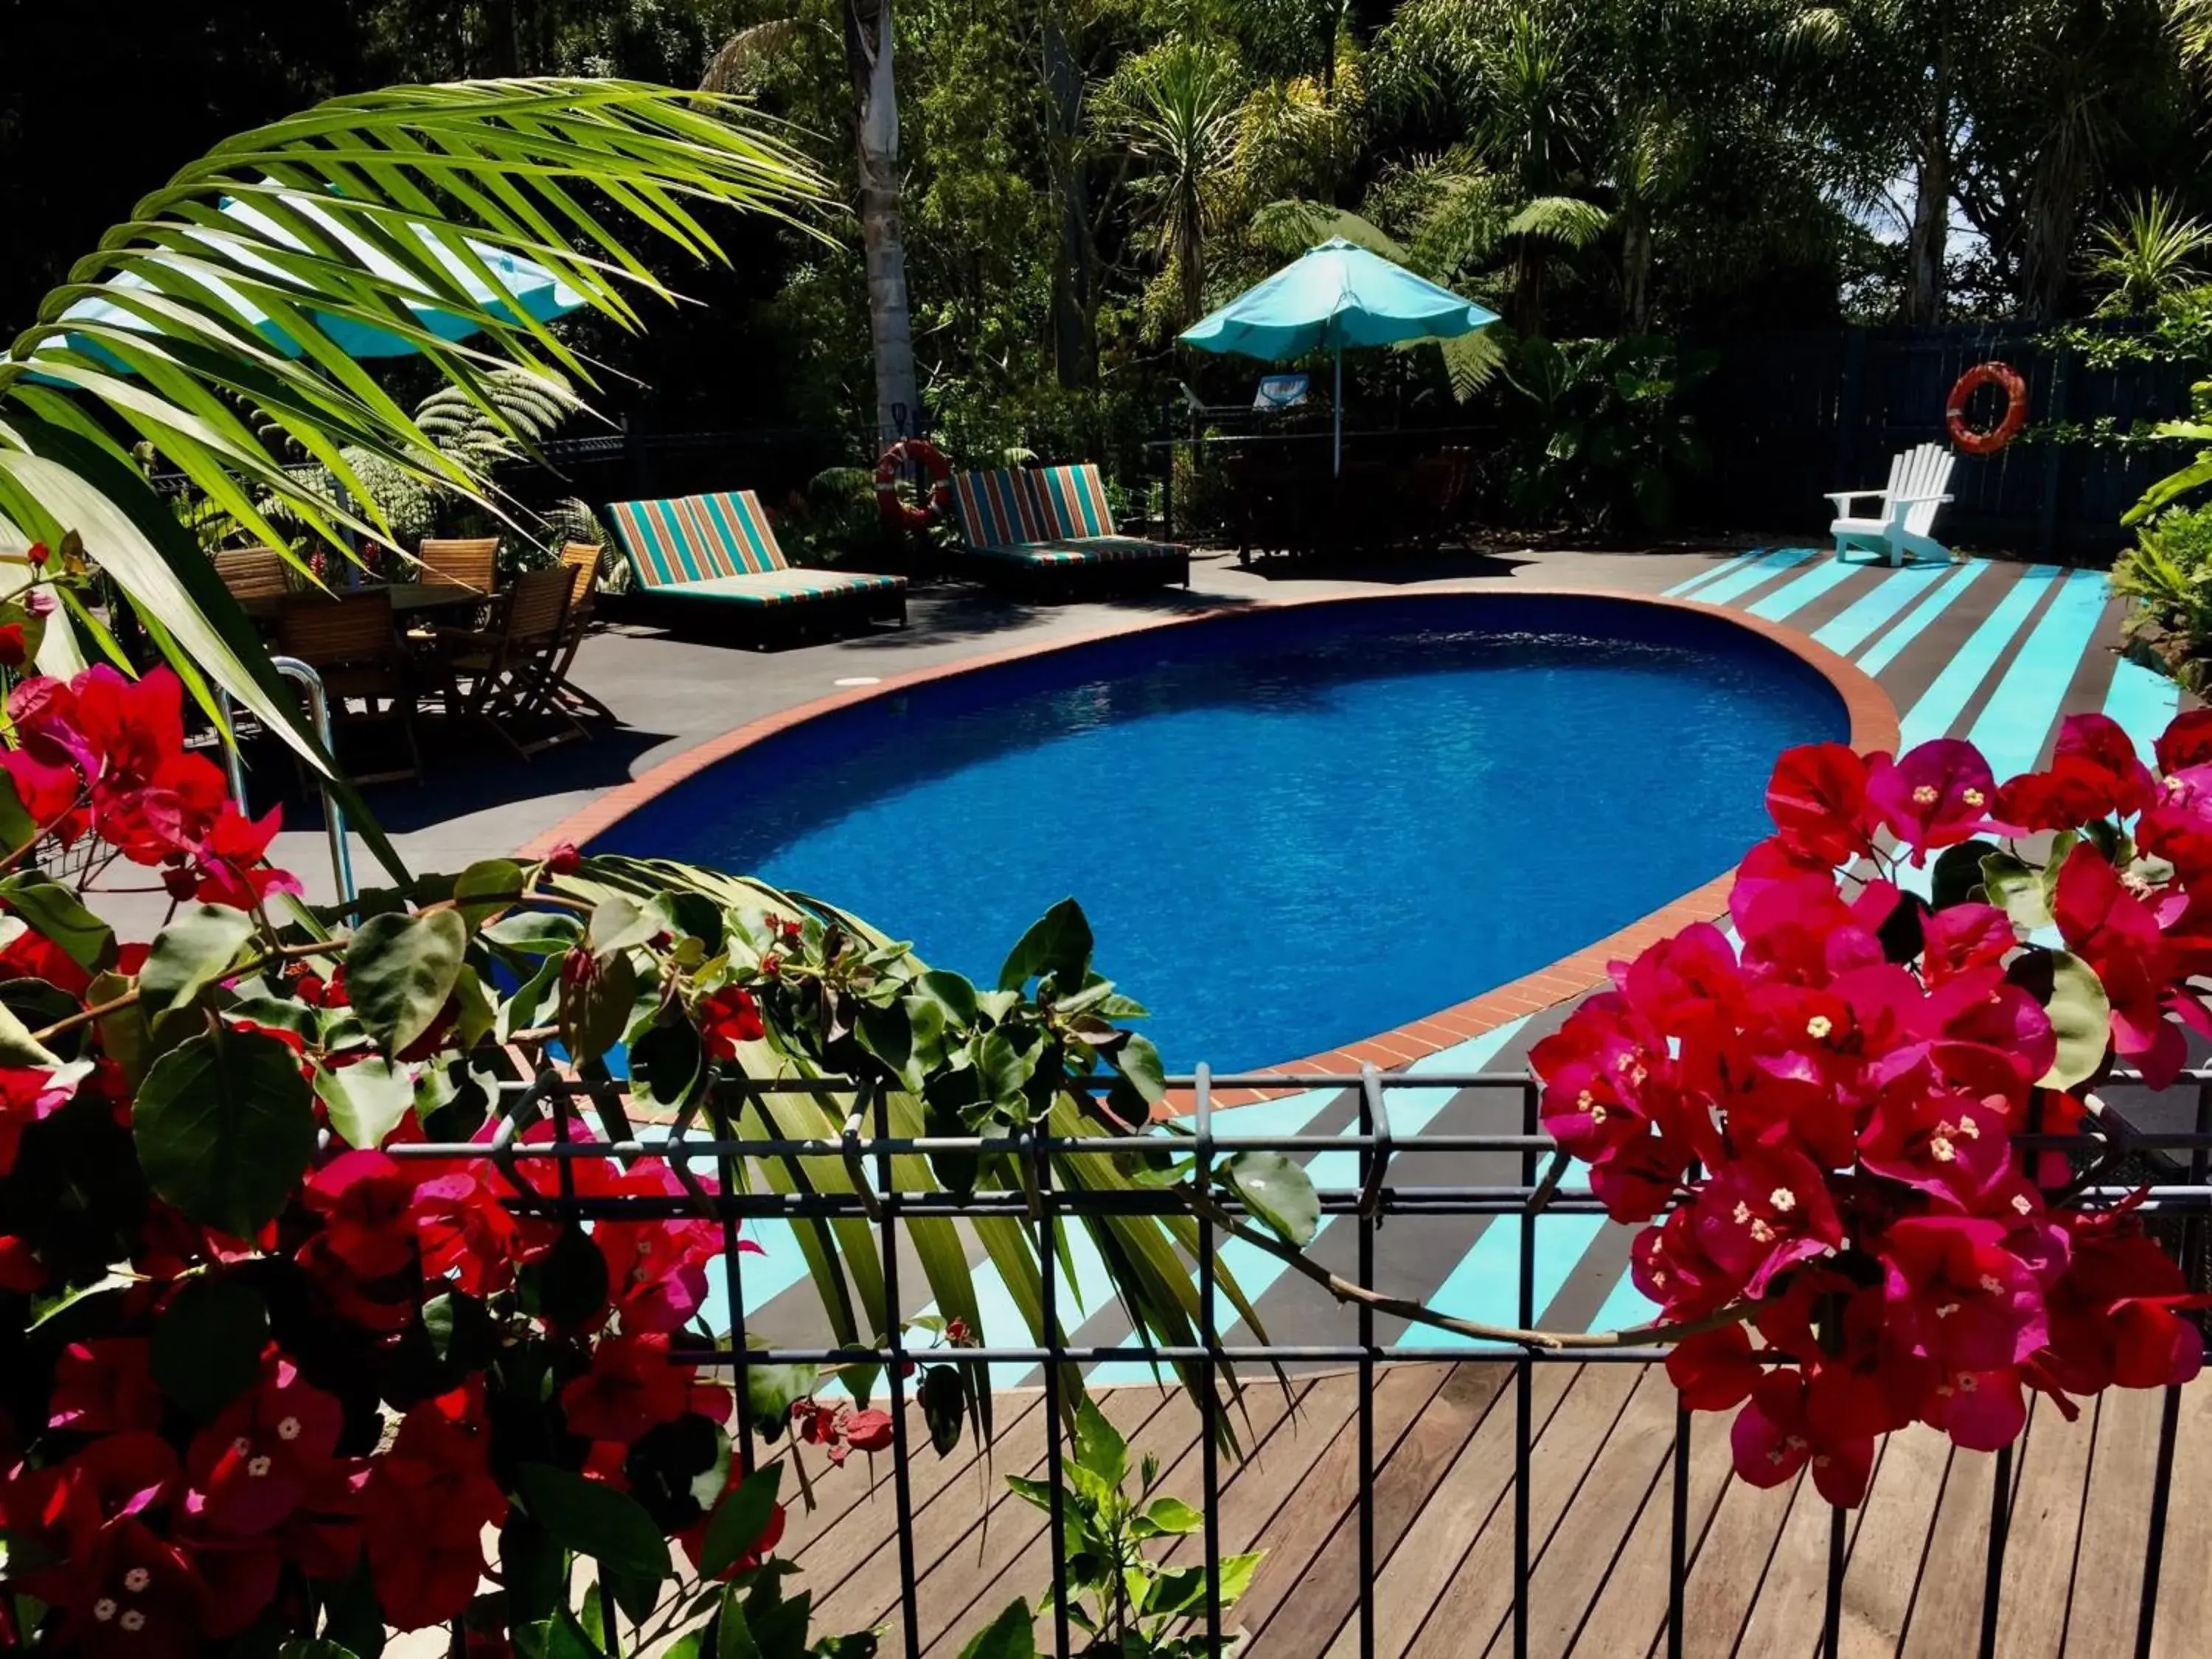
[597,595,1846,1070]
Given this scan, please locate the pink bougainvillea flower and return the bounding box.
[1729,1368,1874,1506]
[2053,844,2185,1086]
[184,1355,344,1537]
[1857,1075,2010,1210]
[1764,742,1874,866]
[1919,1368,2029,1451]
[2156,706,2212,775]
[1864,740,2010,860]
[1666,1325,1764,1412]
[0,1063,86,1176]
[1919,902,2016,986]
[1881,1216,2048,1373]
[1690,1145,1843,1298]
[301,1150,421,1278]
[192,805,301,911]
[54,1516,203,1658]
[362,1389,507,1632]
[698,985,765,1057]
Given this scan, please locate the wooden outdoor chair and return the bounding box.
[549,542,616,723]
[417,536,498,593]
[276,591,422,785]
[429,564,584,758]
[212,546,293,612]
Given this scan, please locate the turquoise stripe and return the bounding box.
[2105,650,2180,765]
[1663,549,1762,597]
[1686,546,1819,605]
[1965,568,2113,780]
[1415,1214,1608,1351]
[1746,549,1859,621]
[1897,566,2059,751]
[1585,1259,1658,1336]
[1813,558,1966,657]
[1855,556,1990,675]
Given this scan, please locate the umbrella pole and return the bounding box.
[1332,341,1343,476]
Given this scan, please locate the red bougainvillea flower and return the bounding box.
[0,1063,85,1175]
[54,1517,203,1658]
[1996,714,2159,831]
[363,1385,507,1632]
[1666,1324,1764,1412]
[1729,1368,1874,1506]
[49,1338,164,1435]
[698,985,765,1057]
[543,841,582,875]
[184,1355,344,1536]
[1764,743,1873,866]
[1689,1145,1844,1298]
[1881,1216,2049,1373]
[301,1151,421,1279]
[589,1166,748,1335]
[0,625,31,672]
[2039,1206,2211,1394]
[1865,740,2010,860]
[560,1331,692,1444]
[2053,843,2186,1086]
[1919,902,2016,987]
[1919,1368,2029,1451]
[192,804,301,911]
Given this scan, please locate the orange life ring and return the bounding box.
[875,438,953,529]
[1946,361,2029,456]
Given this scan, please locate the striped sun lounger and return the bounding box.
[606,490,905,642]
[947,463,1189,597]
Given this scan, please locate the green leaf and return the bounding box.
[0,774,39,855]
[632,1019,703,1110]
[1980,852,2052,933]
[455,858,525,925]
[345,909,468,1054]
[0,874,115,972]
[133,1027,316,1237]
[1137,1496,1202,1536]
[588,893,672,956]
[484,911,585,954]
[279,1644,364,1659]
[917,970,979,1027]
[698,1464,784,1580]
[515,1462,671,1581]
[996,899,1093,992]
[151,1276,268,1419]
[1113,1033,1166,1105]
[316,1056,416,1150]
[0,994,60,1067]
[745,1361,813,1431]
[1224,1150,1320,1246]
[954,1600,1036,1659]
[2020,950,2112,1089]
[500,1511,564,1632]
[526,1223,610,1329]
[717,1582,762,1659]
[1931,839,2000,911]
[140,905,257,1015]
[1072,1397,1127,1488]
[920,1363,967,1455]
[560,948,636,1065]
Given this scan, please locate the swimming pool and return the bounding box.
[591,593,1848,1071]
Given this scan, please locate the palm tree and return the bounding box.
[0,78,827,870]
[2090,189,2212,313]
[1111,42,1245,332]
[845,0,921,445]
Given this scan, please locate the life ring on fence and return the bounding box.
[1946,361,2030,456]
[875,438,954,529]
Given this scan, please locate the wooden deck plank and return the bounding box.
[1565,1401,1736,1659]
[784,1391,1047,1566]
[1159,1373,1366,1571]
[812,1383,1173,1635]
[1399,1360,1646,1658]
[1256,1363,1515,1659]
[914,1388,1205,1655]
[2149,1375,2212,1659]
[1837,1425,1952,1659]
[1992,1394,2100,1659]
[1898,1439,2001,1659]
[928,1372,1312,1657]
[1503,1365,1686,1659]
[1731,1441,1885,1658]
[1230,1364,1458,1635]
[2062,1388,2165,1658]
[1320,1364,1582,1659]
[1666,1465,1803,1655]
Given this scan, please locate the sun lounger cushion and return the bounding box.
[964,537,1183,567]
[950,469,1050,551]
[608,493,905,610]
[1029,464,1118,540]
[627,568,904,608]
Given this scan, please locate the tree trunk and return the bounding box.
[1042,11,1096,389]
[1904,59,1950,325]
[846,0,920,445]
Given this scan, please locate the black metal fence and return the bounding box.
[391,1063,2212,1659]
[1683,323,2196,560]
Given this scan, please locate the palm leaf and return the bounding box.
[0,80,830,860]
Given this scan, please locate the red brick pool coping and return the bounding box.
[521,587,1899,1107]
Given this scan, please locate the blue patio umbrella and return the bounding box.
[1179,237,1498,474]
[49,193,587,369]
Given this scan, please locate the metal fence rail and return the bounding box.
[406,1065,2212,1659]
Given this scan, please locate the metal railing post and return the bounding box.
[217,655,357,910]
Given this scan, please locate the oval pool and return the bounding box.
[591,594,1849,1071]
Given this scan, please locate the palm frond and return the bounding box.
[701,21,803,93]
[1505,194,1611,249]
[0,80,830,870]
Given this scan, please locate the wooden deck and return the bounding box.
[771,1363,2212,1658]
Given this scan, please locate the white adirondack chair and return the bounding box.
[1826,442,1956,566]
